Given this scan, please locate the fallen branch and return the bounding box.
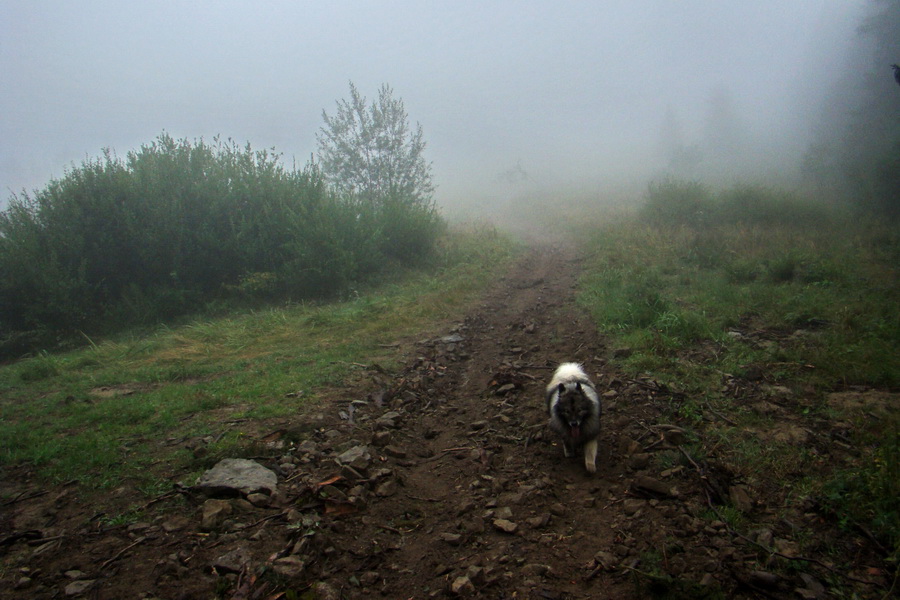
[100,535,147,571]
[2,490,49,506]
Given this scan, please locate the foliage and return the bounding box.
[317,82,442,263]
[578,184,899,568]
[641,178,832,229]
[822,416,900,562]
[0,132,445,355]
[801,0,900,218]
[0,225,515,489]
[586,183,899,388]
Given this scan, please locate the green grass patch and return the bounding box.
[577,180,899,566]
[0,225,517,491]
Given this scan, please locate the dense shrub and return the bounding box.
[0,133,443,354]
[641,178,835,229]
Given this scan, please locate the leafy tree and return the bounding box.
[316,82,435,206]
[316,82,442,263]
[803,0,900,217]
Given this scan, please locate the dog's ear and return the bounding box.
[557,383,566,394]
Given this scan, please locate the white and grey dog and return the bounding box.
[546,362,601,473]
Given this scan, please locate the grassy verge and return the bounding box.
[577,182,899,566]
[0,225,517,495]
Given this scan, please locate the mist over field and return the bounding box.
[0,1,869,217]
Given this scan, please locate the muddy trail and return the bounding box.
[1,245,886,599]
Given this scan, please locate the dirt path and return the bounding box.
[2,244,862,599]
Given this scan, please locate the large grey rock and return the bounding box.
[195,458,278,497]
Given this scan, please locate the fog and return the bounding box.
[0,1,867,217]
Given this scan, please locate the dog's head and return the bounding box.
[553,382,594,439]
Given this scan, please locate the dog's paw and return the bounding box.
[585,460,597,474]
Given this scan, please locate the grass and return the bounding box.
[0,225,517,493]
[577,181,900,565]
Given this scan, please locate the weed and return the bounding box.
[16,351,61,382]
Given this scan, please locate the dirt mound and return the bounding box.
[0,245,888,599]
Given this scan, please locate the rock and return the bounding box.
[213,547,252,573]
[774,538,800,558]
[441,533,463,545]
[729,485,753,513]
[359,571,380,586]
[64,570,86,580]
[337,444,371,465]
[375,411,403,429]
[382,445,407,458]
[64,580,95,596]
[492,519,518,534]
[450,575,475,595]
[659,466,684,478]
[296,440,319,455]
[622,439,642,455]
[464,516,486,534]
[374,478,397,497]
[548,503,566,516]
[161,515,191,533]
[495,506,513,520]
[200,499,233,531]
[796,576,826,600]
[371,431,392,447]
[195,458,278,497]
[630,476,674,498]
[526,513,551,528]
[661,427,688,446]
[623,499,644,516]
[440,334,464,344]
[749,570,780,589]
[247,492,271,507]
[272,556,306,578]
[751,401,781,415]
[313,581,340,600]
[752,527,774,548]
[466,565,487,586]
[340,464,364,480]
[627,453,650,470]
[521,564,552,577]
[770,424,809,444]
[799,573,826,597]
[593,551,616,568]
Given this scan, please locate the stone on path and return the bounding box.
[195,458,278,497]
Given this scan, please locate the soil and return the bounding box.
[0,244,892,599]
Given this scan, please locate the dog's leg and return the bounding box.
[563,438,573,457]
[583,438,598,473]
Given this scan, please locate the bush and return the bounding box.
[0,133,445,353]
[641,177,713,227]
[641,179,836,230]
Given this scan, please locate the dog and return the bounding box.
[546,362,601,473]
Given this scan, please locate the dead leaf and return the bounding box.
[316,475,343,488]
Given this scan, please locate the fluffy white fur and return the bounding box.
[546,362,601,473]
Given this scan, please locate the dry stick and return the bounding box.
[704,402,738,426]
[100,535,147,571]
[2,490,49,506]
[138,489,180,511]
[676,446,883,590]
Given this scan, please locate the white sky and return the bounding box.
[0,1,866,209]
